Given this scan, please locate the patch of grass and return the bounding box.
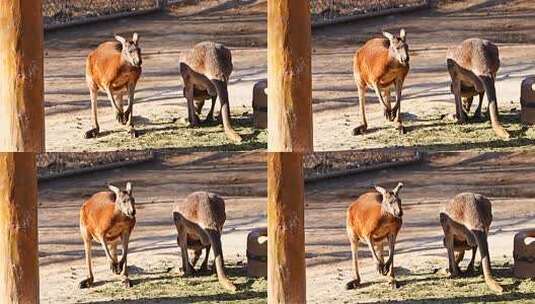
[360,110,535,152]
[85,109,267,152]
[78,262,267,304]
[346,260,535,304]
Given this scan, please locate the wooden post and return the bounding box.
[0,0,45,152]
[0,1,44,303]
[267,153,306,303]
[267,1,312,302]
[267,0,313,152]
[0,153,40,303]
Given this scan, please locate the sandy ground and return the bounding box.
[38,152,267,303]
[305,151,535,303]
[312,0,535,151]
[44,1,267,151]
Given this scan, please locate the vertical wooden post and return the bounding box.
[267,0,312,303]
[0,0,45,152]
[267,153,306,303]
[0,153,40,303]
[267,0,313,152]
[0,1,44,303]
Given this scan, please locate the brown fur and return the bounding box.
[447,38,509,138]
[79,184,136,289]
[181,41,242,142]
[440,193,503,293]
[346,183,404,290]
[85,34,142,139]
[172,191,236,291]
[353,30,410,135]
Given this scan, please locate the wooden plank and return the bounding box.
[0,153,40,303]
[0,0,45,152]
[268,0,313,152]
[267,153,306,303]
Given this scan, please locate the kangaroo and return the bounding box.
[353,30,410,135]
[440,192,503,294]
[447,38,510,139]
[179,62,218,124]
[85,33,142,139]
[180,41,242,142]
[172,191,237,291]
[346,183,404,290]
[79,183,136,288]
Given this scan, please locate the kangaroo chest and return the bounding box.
[371,219,401,241]
[107,66,140,92]
[377,67,405,88]
[103,221,133,242]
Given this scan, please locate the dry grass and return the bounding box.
[343,260,535,304]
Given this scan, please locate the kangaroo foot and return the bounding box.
[456,112,468,124]
[449,266,461,278]
[204,114,214,124]
[486,278,504,294]
[389,279,400,289]
[122,111,131,125]
[225,128,243,143]
[79,277,94,289]
[493,125,510,139]
[119,260,126,273]
[384,108,392,121]
[473,110,484,121]
[129,128,138,138]
[345,279,361,290]
[123,278,133,288]
[376,262,385,275]
[381,262,392,276]
[110,261,121,274]
[181,264,195,277]
[115,112,125,124]
[84,128,99,139]
[464,263,475,276]
[352,124,367,135]
[397,125,406,135]
[189,114,201,127]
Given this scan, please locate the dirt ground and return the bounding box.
[38,152,267,303]
[305,151,535,303]
[44,1,267,152]
[312,0,535,152]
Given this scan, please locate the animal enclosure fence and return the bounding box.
[310,0,429,23]
[43,0,162,28]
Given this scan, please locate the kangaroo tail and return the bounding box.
[479,75,509,139]
[472,229,503,294]
[206,229,237,291]
[212,79,242,143]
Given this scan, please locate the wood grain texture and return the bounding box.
[0,0,45,152]
[267,153,306,303]
[0,153,39,303]
[267,0,313,152]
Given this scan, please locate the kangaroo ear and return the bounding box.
[108,184,120,195]
[114,34,126,45]
[375,185,387,196]
[179,62,190,74]
[126,182,133,195]
[382,31,395,41]
[393,182,404,195]
[132,32,139,44]
[399,29,406,41]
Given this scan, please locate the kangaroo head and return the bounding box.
[109,182,136,218]
[375,182,404,218]
[383,29,409,66]
[115,33,142,67]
